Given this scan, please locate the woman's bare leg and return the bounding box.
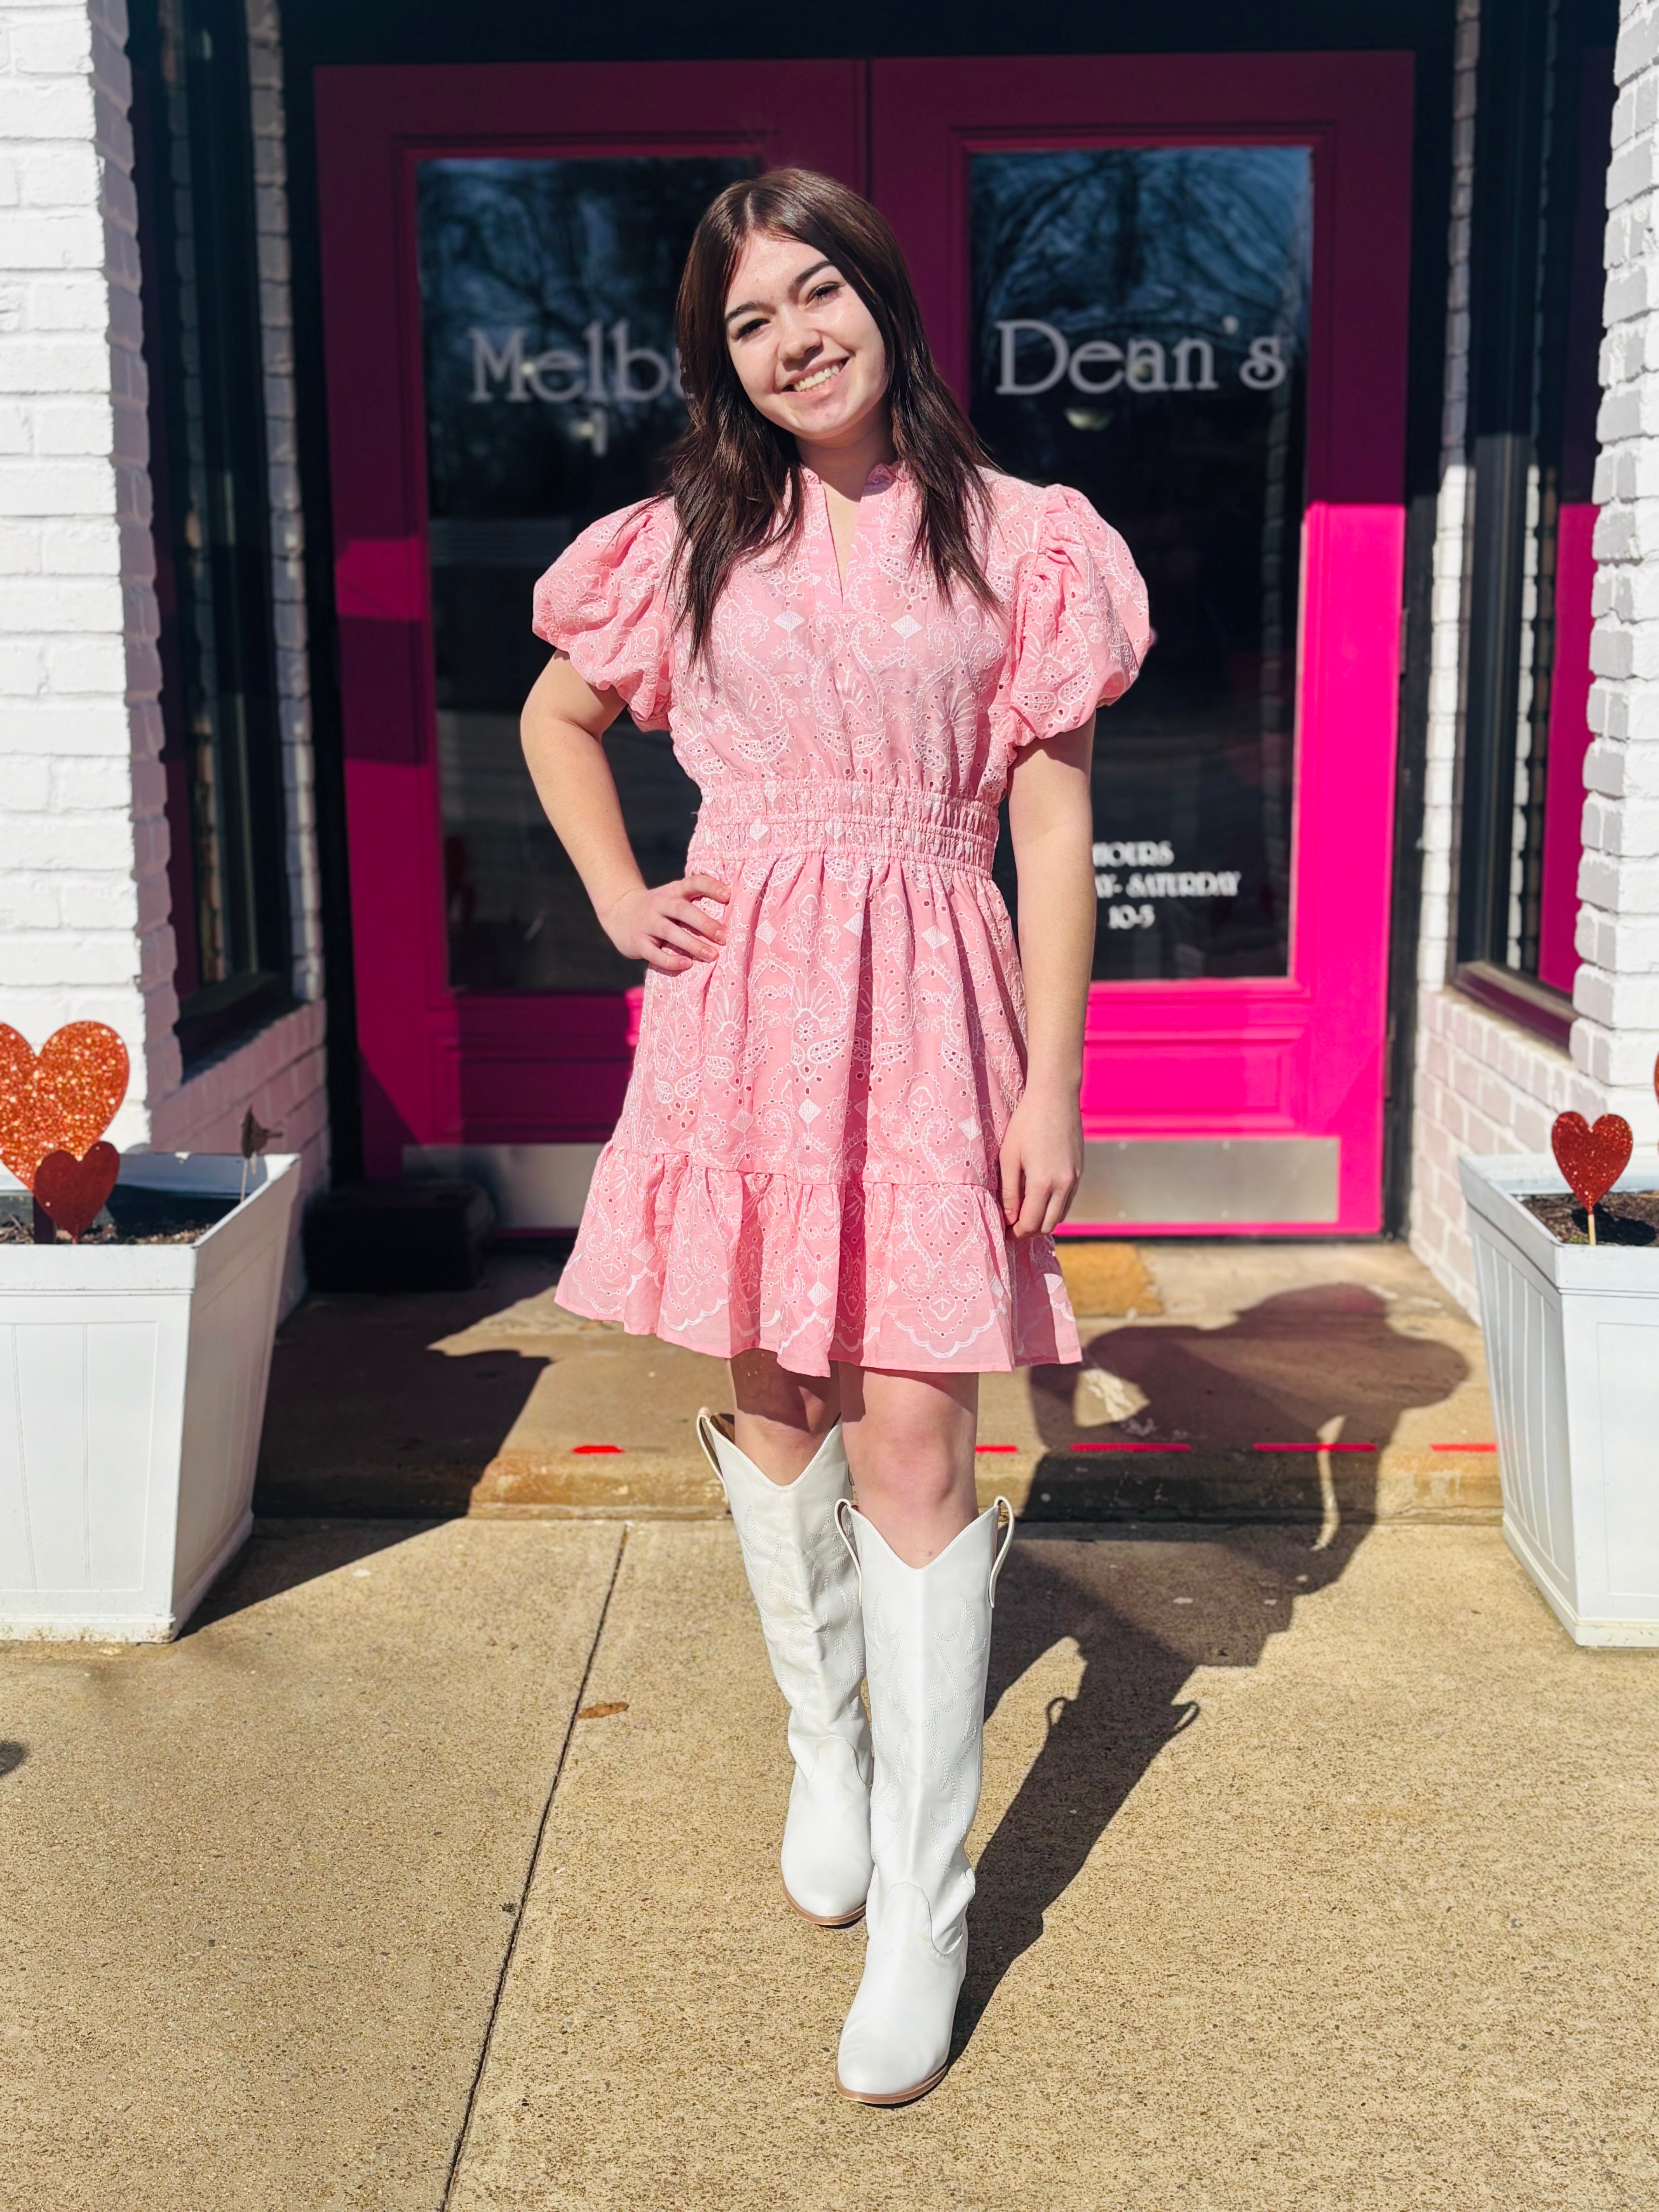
[729,1348,842,1485]
[838,1366,979,1566]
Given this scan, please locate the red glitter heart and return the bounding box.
[33,1143,120,1242]
[1550,1111,1633,1215]
[0,1024,129,1191]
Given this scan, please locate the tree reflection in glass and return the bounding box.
[971,147,1312,981]
[417,156,751,993]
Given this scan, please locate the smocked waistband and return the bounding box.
[689,778,998,873]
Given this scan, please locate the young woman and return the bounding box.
[522,170,1148,2104]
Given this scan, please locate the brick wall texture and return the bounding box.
[0,0,325,1304]
[1408,0,1632,1316]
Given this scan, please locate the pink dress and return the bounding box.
[535,462,1149,1376]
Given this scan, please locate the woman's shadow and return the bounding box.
[955,1282,1468,2052]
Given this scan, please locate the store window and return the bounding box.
[130,0,291,1063]
[417,156,750,993]
[972,145,1311,981]
[1456,3,1615,1044]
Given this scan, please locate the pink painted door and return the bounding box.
[314,65,866,1179]
[874,55,1414,1234]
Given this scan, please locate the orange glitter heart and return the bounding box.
[0,1023,129,1192]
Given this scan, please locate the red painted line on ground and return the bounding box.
[1070,1441,1192,1454]
[1252,1442,1377,1453]
[1430,1441,1498,1452]
[571,1443,623,1454]
[975,1444,1018,1453]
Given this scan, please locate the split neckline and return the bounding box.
[800,459,902,592]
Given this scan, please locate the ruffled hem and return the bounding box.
[553,1144,1081,1377]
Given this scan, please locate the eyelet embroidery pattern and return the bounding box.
[534,465,1150,1376]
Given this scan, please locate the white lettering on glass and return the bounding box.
[521,349,586,403]
[1124,338,1167,392]
[1067,339,1124,394]
[1172,336,1218,392]
[1091,840,1242,903]
[467,323,683,406]
[610,320,672,401]
[994,321,1288,398]
[1093,841,1175,867]
[996,319,1069,395]
[470,327,530,402]
[1240,335,1288,389]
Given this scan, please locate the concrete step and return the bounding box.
[257,1241,1498,1525]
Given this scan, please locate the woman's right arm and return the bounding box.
[520,652,728,975]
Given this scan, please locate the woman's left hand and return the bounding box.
[998,1083,1084,1239]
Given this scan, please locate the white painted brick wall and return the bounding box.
[0,0,161,1150]
[1408,0,1626,1317]
[1581,0,1659,1122]
[0,0,326,1308]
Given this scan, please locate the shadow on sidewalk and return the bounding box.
[1022,1282,1471,1520]
[955,1279,1469,2051]
[254,1252,574,1520]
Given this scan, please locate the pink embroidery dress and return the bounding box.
[535,462,1149,1376]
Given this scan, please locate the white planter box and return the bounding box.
[1459,1151,1659,1647]
[0,1153,299,1642]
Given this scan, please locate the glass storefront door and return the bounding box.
[319,54,1413,1232]
[316,64,864,1175]
[878,53,1414,1232]
[418,154,747,995]
[971,145,1310,985]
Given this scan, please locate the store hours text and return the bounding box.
[1092,841,1242,929]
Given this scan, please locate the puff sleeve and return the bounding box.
[531,498,677,730]
[998,483,1150,756]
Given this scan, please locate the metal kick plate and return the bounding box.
[409,1136,1340,1232]
[1070,1138,1340,1226]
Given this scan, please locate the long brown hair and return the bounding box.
[668,169,996,659]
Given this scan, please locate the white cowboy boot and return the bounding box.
[831,1496,1013,2105]
[696,1408,873,1926]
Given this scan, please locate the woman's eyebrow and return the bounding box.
[723,259,836,325]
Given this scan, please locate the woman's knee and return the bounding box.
[730,1348,840,1438]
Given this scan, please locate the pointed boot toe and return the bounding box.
[831,1501,1013,2105]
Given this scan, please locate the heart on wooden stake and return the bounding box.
[34,1142,120,1242]
[1550,1111,1633,1215]
[0,1023,129,1190]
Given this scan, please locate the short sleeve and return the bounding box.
[1000,483,1150,754]
[531,498,676,730]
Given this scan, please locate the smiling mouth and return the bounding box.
[787,358,846,395]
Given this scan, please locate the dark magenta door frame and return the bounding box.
[875,53,1415,1235]
[317,55,1414,1233]
[314,64,866,1178]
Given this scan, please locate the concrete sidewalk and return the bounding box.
[4,1511,1654,2209]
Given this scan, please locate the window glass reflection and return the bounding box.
[971,147,1312,980]
[417,156,752,991]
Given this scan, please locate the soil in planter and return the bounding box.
[0,1184,240,1246]
[1522,1190,1659,1246]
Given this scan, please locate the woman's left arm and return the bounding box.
[1000,718,1096,1239]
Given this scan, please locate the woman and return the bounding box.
[522,170,1148,2104]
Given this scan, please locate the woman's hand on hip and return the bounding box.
[601,874,730,975]
[998,1083,1084,1239]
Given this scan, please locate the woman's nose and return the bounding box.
[776,309,820,362]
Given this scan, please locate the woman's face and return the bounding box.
[723,230,890,450]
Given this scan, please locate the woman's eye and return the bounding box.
[809,282,840,304]
[733,318,764,340]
